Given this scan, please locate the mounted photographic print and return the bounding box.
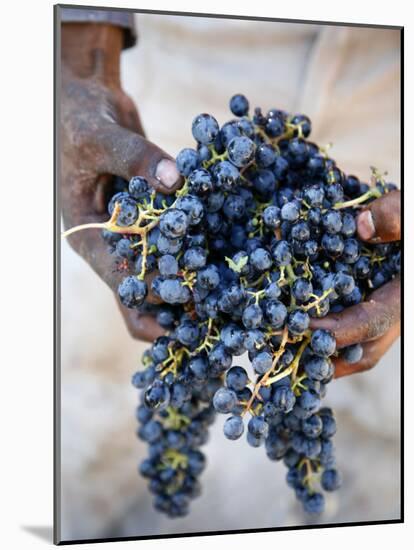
[55,4,403,544]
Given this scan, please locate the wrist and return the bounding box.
[61,23,123,88]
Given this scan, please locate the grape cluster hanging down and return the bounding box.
[64,94,401,518]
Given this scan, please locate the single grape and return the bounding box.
[229,94,249,117]
[213,387,238,413]
[223,415,245,440]
[342,343,364,364]
[192,113,220,144]
[118,277,147,308]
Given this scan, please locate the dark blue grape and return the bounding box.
[223,194,246,221]
[302,414,323,439]
[273,385,296,413]
[128,176,149,199]
[188,168,213,195]
[192,113,220,144]
[322,233,345,257]
[265,115,284,137]
[197,265,220,290]
[223,415,245,440]
[342,343,364,364]
[333,272,355,296]
[321,469,342,491]
[256,143,276,167]
[281,201,300,222]
[272,240,292,266]
[298,390,320,416]
[115,197,139,227]
[115,238,135,260]
[242,304,263,329]
[322,210,343,234]
[252,351,273,375]
[248,416,269,438]
[118,277,147,308]
[342,238,360,264]
[227,136,256,167]
[213,387,237,413]
[263,206,281,228]
[291,221,310,241]
[159,279,190,304]
[303,492,325,515]
[292,278,313,302]
[144,380,170,410]
[250,248,272,271]
[212,160,240,191]
[159,209,189,239]
[230,94,249,117]
[265,300,288,328]
[310,329,336,357]
[176,148,200,176]
[287,310,310,335]
[175,195,204,226]
[304,356,332,381]
[158,254,178,277]
[226,366,248,391]
[183,247,207,270]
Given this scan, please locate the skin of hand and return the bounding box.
[61,23,182,342]
[311,190,401,378]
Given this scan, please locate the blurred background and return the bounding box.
[60,13,401,542]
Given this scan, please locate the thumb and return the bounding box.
[357,190,400,243]
[94,122,182,194]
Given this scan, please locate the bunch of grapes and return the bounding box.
[65,94,400,519]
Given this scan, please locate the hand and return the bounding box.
[61,23,181,341]
[311,190,401,377]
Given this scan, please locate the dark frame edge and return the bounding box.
[53,5,404,545]
[56,3,403,30]
[57,518,403,545]
[399,25,405,524]
[54,3,62,547]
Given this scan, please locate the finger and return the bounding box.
[310,276,400,348]
[118,304,165,342]
[333,321,400,378]
[65,224,135,289]
[64,218,166,342]
[357,190,400,243]
[93,122,182,194]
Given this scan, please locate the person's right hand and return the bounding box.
[61,23,181,341]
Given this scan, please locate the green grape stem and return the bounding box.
[300,288,334,312]
[161,447,189,469]
[298,457,317,492]
[242,326,289,417]
[333,187,382,210]
[265,334,310,386]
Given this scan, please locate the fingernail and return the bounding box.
[357,210,376,240]
[155,159,180,188]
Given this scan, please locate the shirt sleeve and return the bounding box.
[59,7,137,49]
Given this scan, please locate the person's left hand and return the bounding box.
[310,190,401,378]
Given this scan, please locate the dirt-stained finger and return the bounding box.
[310,276,400,348]
[333,321,400,378]
[118,304,166,342]
[357,190,400,243]
[94,123,182,195]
